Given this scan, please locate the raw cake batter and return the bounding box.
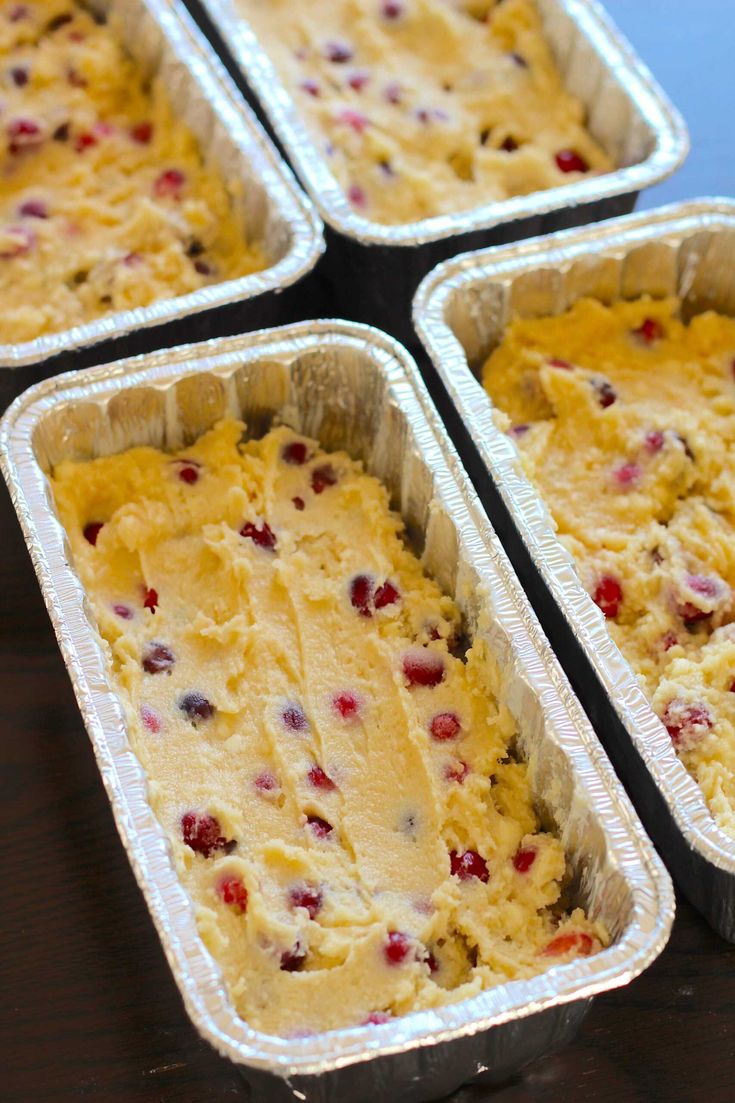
[52,418,604,1035]
[483,297,735,837]
[237,0,611,224]
[0,0,263,344]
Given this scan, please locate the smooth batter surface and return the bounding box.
[0,0,263,344]
[237,0,611,224]
[52,418,603,1036]
[483,297,735,837]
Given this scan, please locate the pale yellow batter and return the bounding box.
[483,297,735,838]
[237,0,611,224]
[52,418,603,1036]
[0,0,263,344]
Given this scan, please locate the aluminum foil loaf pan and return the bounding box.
[190,0,687,345]
[0,321,671,1102]
[0,0,324,383]
[414,197,735,941]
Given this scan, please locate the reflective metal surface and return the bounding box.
[0,321,671,1100]
[414,196,735,940]
[0,0,324,371]
[192,0,688,341]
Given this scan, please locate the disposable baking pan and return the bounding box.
[189,0,688,345]
[1,320,671,1101]
[414,197,735,941]
[0,0,324,402]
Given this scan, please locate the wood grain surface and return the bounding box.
[3,2,735,1100]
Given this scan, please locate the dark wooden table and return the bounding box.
[3,2,735,1100]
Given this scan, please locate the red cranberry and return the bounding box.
[593,576,622,619]
[364,1011,392,1025]
[181,811,232,857]
[113,604,133,620]
[0,225,34,259]
[675,574,724,621]
[350,574,374,617]
[254,770,278,792]
[333,691,359,719]
[282,702,308,732]
[143,587,158,612]
[402,649,445,687]
[9,5,29,20]
[543,931,593,956]
[347,70,370,91]
[662,700,713,750]
[67,68,86,88]
[382,0,403,17]
[444,759,470,784]
[661,630,678,651]
[324,40,353,63]
[83,521,103,546]
[347,184,367,209]
[384,81,402,104]
[178,464,199,484]
[292,496,305,511]
[306,815,333,838]
[729,680,735,693]
[179,692,215,722]
[10,66,28,86]
[613,462,641,488]
[429,712,461,741]
[555,149,589,173]
[338,108,369,133]
[513,846,537,873]
[282,440,310,465]
[450,849,489,882]
[194,259,212,276]
[500,136,519,152]
[687,573,721,599]
[218,875,248,914]
[141,705,162,734]
[153,168,185,199]
[142,642,175,675]
[633,317,664,344]
[280,942,307,971]
[415,106,449,124]
[300,78,320,97]
[384,930,412,965]
[592,378,617,408]
[307,764,336,791]
[289,884,322,919]
[311,464,337,493]
[74,132,97,153]
[644,429,665,453]
[509,423,530,438]
[130,121,153,144]
[18,199,48,219]
[374,580,400,609]
[548,357,573,370]
[7,117,42,153]
[240,521,277,551]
